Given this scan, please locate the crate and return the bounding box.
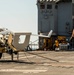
[59,44,68,50]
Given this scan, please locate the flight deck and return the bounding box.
[0,51,74,75]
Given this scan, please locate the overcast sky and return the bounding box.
[0,0,37,34]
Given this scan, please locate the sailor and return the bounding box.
[70,29,74,50]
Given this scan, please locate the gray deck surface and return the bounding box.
[0,51,74,75]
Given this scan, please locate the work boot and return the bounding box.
[0,53,2,59]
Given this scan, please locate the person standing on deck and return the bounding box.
[70,29,74,49]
